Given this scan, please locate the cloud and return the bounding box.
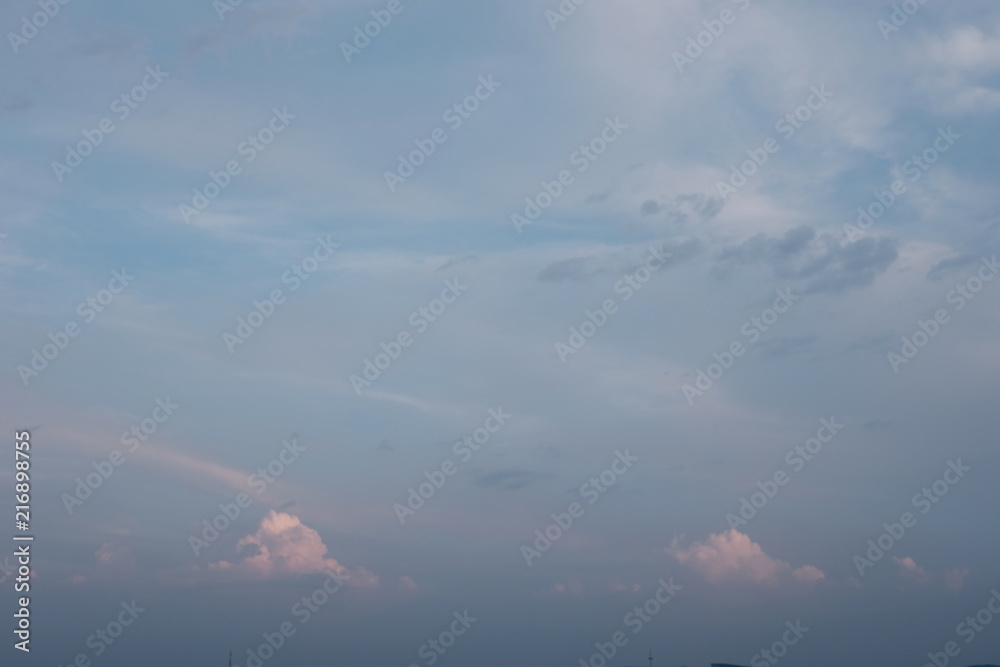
[668,530,825,586]
[438,254,479,272]
[639,193,723,225]
[544,579,585,597]
[927,253,979,281]
[930,26,1000,70]
[96,542,137,568]
[537,256,610,283]
[537,238,704,284]
[893,556,969,591]
[943,567,971,592]
[472,469,547,491]
[756,335,820,360]
[716,228,899,295]
[207,511,377,585]
[893,556,931,586]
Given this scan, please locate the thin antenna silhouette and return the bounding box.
[648,649,653,667]
[229,651,233,667]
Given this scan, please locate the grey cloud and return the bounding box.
[756,335,820,360]
[538,237,705,284]
[438,254,479,272]
[641,193,723,225]
[537,256,610,283]
[473,469,547,491]
[717,226,898,295]
[927,253,979,282]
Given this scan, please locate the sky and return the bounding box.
[1,0,1000,666]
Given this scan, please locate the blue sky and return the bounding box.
[2,1,1000,666]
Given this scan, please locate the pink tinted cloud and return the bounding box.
[893,556,969,591]
[943,567,970,591]
[893,556,931,586]
[541,579,585,597]
[208,511,377,585]
[668,530,825,586]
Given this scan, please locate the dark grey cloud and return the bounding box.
[640,193,723,225]
[756,335,820,360]
[622,237,705,274]
[473,468,547,491]
[537,255,610,283]
[927,253,979,282]
[798,236,898,294]
[438,254,479,272]
[0,98,32,114]
[716,226,898,295]
[718,225,816,266]
[538,238,705,284]
[641,200,662,216]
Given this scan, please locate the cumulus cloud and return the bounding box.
[893,556,969,591]
[207,511,377,585]
[668,530,825,586]
[893,556,931,586]
[544,579,585,597]
[97,542,137,568]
